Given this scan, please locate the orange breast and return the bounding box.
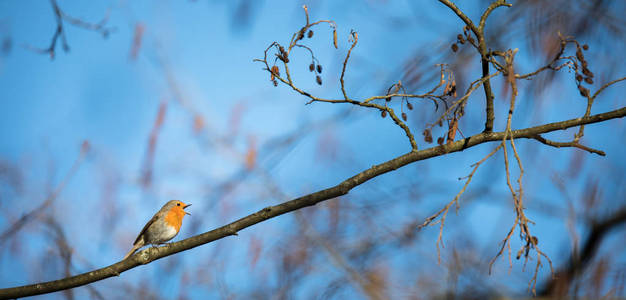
[163,208,185,230]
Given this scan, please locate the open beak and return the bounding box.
[183,203,192,215]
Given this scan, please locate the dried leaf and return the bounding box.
[271,65,280,76]
[446,118,458,144]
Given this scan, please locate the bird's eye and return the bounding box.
[177,203,181,206]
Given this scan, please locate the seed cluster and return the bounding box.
[451,26,475,53]
[573,43,593,98]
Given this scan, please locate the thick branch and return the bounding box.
[1,106,625,299]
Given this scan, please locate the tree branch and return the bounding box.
[25,0,113,59]
[1,106,625,299]
[439,0,510,133]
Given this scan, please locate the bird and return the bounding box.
[123,200,191,260]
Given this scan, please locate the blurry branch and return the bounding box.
[140,101,168,188]
[1,106,625,298]
[25,0,114,59]
[295,212,387,300]
[0,141,90,244]
[540,207,626,297]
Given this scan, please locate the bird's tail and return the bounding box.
[123,241,144,260]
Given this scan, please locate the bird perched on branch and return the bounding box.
[123,200,191,260]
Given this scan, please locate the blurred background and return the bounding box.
[0,0,625,299]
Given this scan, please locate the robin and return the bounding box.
[123,200,191,260]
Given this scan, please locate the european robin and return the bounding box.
[123,200,191,259]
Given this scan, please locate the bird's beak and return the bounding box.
[184,203,191,215]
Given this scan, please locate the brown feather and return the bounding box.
[133,213,159,245]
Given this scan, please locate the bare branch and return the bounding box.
[419,143,503,263]
[439,0,500,132]
[478,1,512,33]
[532,135,605,156]
[438,0,479,36]
[340,31,358,100]
[592,76,626,100]
[25,0,113,59]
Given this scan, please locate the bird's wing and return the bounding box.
[132,212,160,245]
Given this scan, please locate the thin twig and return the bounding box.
[419,143,503,263]
[340,31,358,100]
[532,135,605,156]
[25,0,113,59]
